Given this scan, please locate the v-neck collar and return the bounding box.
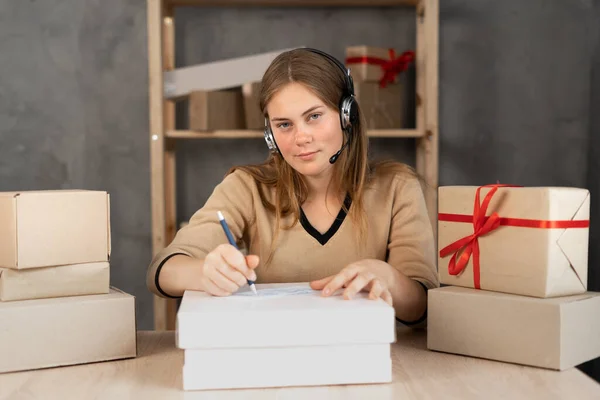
[299,194,352,245]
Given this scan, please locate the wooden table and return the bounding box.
[2,327,600,399]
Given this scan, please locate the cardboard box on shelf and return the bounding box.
[0,190,111,270]
[427,286,600,371]
[188,88,245,131]
[177,282,395,390]
[0,287,136,374]
[242,81,263,130]
[0,261,110,302]
[438,185,590,298]
[354,81,403,129]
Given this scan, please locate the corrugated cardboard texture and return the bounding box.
[0,261,110,301]
[438,186,590,297]
[0,190,110,269]
[427,286,600,370]
[0,287,136,374]
[189,89,245,130]
[345,46,396,83]
[354,81,403,129]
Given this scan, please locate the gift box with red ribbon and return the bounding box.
[344,46,414,129]
[345,46,414,87]
[437,184,590,298]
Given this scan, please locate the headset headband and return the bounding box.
[302,48,355,97]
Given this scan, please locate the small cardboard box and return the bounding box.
[438,186,589,298]
[427,286,600,370]
[0,287,136,374]
[354,81,403,129]
[0,261,110,301]
[0,190,111,269]
[189,88,245,131]
[345,46,401,84]
[242,81,263,130]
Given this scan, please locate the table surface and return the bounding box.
[2,328,600,400]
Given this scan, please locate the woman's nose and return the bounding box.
[295,129,312,145]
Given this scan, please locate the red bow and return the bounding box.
[438,184,515,289]
[345,49,415,88]
[379,49,414,88]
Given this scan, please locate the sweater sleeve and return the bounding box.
[387,175,440,323]
[146,170,257,298]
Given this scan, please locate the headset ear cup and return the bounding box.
[348,96,359,126]
[264,125,280,154]
[340,96,358,131]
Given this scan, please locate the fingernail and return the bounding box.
[323,288,330,295]
[250,272,257,281]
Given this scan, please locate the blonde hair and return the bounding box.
[228,48,415,266]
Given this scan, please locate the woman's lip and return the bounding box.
[297,151,317,157]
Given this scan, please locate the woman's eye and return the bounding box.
[277,122,290,129]
[309,113,321,120]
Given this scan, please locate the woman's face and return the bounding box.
[266,82,343,180]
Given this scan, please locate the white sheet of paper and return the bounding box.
[232,285,319,298]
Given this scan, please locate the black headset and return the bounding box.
[263,48,359,164]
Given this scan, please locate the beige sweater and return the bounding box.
[147,168,439,322]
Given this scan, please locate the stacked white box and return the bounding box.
[177,283,396,391]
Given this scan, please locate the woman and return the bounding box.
[147,48,439,326]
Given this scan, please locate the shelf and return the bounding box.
[147,0,438,331]
[168,0,418,7]
[166,129,424,139]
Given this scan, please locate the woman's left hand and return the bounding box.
[309,259,393,306]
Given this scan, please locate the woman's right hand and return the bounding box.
[198,244,260,297]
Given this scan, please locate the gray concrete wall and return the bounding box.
[0,0,599,380]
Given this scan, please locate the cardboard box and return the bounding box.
[345,45,415,85]
[355,81,403,129]
[189,88,245,130]
[0,190,111,269]
[0,287,136,373]
[183,344,391,390]
[427,286,600,370]
[164,47,298,99]
[0,261,109,301]
[438,186,589,297]
[242,81,263,130]
[177,283,395,390]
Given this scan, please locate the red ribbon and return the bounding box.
[438,184,590,289]
[345,49,415,88]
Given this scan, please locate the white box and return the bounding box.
[183,344,392,391]
[177,283,395,390]
[164,48,298,99]
[177,283,395,349]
